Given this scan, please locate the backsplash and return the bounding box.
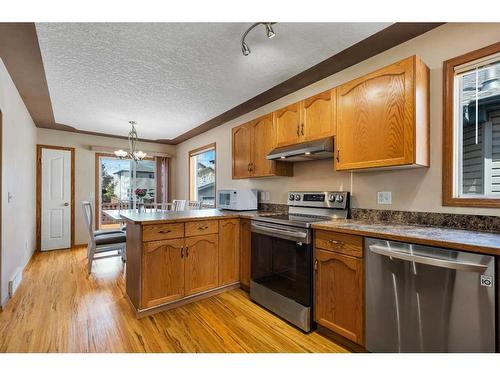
[351,208,500,233]
[258,203,289,213]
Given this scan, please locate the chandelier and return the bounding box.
[114,121,147,162]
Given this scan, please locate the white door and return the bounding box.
[41,148,72,251]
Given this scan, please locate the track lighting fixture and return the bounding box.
[241,22,276,56]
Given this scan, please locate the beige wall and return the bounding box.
[0,59,37,306]
[36,128,177,245]
[174,23,500,217]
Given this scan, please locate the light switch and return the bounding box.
[377,191,392,205]
[7,192,13,203]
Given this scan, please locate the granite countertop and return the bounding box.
[312,220,500,255]
[118,209,270,224]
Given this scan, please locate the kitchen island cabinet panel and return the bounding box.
[219,219,240,286]
[185,234,219,296]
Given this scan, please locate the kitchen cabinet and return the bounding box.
[232,114,293,179]
[239,219,251,289]
[141,238,185,308]
[335,55,429,171]
[219,219,240,286]
[302,89,336,141]
[275,102,302,147]
[232,122,252,178]
[185,234,219,296]
[314,230,364,345]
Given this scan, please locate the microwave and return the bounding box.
[218,189,258,211]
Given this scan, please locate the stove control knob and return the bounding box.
[294,194,301,201]
[336,194,344,203]
[289,194,295,201]
[328,194,336,202]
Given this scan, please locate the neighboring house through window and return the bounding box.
[443,43,500,207]
[189,143,216,207]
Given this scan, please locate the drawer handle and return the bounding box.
[158,230,171,234]
[328,239,344,246]
[198,226,209,230]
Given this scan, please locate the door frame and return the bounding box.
[0,111,2,307]
[36,144,75,251]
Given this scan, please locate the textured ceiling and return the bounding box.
[35,22,391,141]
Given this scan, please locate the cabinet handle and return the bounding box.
[247,163,251,172]
[301,123,304,136]
[296,124,300,137]
[336,150,340,163]
[328,239,344,247]
[181,246,184,258]
[158,230,171,234]
[314,259,318,272]
[186,246,189,257]
[198,226,209,230]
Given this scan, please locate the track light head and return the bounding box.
[241,42,251,56]
[265,23,275,39]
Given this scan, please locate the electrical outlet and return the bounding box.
[377,191,392,205]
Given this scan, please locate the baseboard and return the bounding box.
[1,247,36,310]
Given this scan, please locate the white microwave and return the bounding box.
[218,189,258,211]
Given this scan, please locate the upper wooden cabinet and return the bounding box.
[335,55,429,171]
[275,102,302,147]
[232,114,293,179]
[275,90,336,148]
[302,89,336,142]
[232,123,252,178]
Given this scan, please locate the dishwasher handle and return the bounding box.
[368,244,489,273]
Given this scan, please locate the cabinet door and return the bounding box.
[185,234,219,296]
[336,56,415,170]
[314,249,364,345]
[239,219,251,289]
[251,113,276,177]
[142,238,185,308]
[218,219,240,286]
[303,89,335,141]
[275,102,302,147]
[232,123,252,178]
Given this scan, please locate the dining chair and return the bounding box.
[82,201,126,274]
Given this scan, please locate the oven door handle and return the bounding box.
[368,245,488,273]
[251,222,308,241]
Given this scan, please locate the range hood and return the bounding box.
[266,137,333,162]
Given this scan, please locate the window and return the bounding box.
[443,42,500,207]
[96,154,157,228]
[189,143,216,207]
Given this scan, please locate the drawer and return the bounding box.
[314,230,363,258]
[185,220,218,237]
[142,223,185,242]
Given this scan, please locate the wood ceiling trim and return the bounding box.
[0,22,444,145]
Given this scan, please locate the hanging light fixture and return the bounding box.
[241,22,277,56]
[114,121,147,162]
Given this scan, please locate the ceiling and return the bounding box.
[35,23,392,141]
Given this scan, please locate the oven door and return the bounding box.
[250,221,313,307]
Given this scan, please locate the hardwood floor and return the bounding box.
[0,246,348,353]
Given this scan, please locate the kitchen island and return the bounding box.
[120,209,246,317]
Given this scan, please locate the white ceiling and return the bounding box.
[35,22,391,141]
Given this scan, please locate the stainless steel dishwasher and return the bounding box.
[365,238,496,353]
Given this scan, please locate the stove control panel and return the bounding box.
[287,191,349,209]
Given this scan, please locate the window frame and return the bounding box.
[188,142,216,206]
[443,41,500,208]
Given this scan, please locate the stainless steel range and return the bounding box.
[250,191,350,332]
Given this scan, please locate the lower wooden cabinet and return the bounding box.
[141,238,185,308]
[219,219,240,286]
[314,248,364,345]
[239,219,251,289]
[185,234,219,296]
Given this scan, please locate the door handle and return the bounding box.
[368,245,489,273]
[63,202,69,207]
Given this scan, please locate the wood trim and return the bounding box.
[0,22,443,145]
[36,144,75,251]
[94,152,116,229]
[442,42,500,208]
[188,143,216,203]
[0,111,2,306]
